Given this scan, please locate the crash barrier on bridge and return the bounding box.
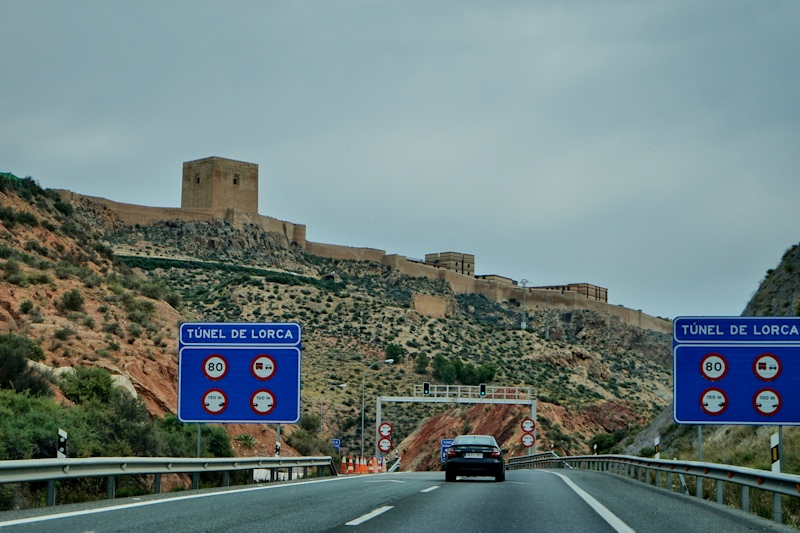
[0,455,337,508]
[507,452,799,524]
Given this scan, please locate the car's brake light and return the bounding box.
[446,448,457,458]
[490,448,501,458]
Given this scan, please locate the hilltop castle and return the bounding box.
[59,157,668,333]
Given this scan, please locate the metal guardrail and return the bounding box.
[507,453,800,524]
[0,455,337,507]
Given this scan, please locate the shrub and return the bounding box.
[0,334,50,396]
[58,289,84,312]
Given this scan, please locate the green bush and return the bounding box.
[58,289,84,312]
[0,334,50,396]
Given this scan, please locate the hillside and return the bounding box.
[620,241,800,524]
[0,176,673,469]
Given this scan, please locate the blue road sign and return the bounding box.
[331,439,341,452]
[441,439,454,462]
[673,317,800,425]
[178,322,301,424]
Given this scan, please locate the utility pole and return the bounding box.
[520,279,528,330]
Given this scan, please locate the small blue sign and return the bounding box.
[180,322,301,346]
[673,317,800,426]
[331,439,341,452]
[674,317,800,344]
[441,439,454,462]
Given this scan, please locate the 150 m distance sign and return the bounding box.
[178,322,301,423]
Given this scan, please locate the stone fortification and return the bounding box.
[59,155,668,335]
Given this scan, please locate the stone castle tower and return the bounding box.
[181,156,258,216]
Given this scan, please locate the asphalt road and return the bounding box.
[0,469,795,532]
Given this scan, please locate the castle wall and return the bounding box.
[411,294,447,318]
[62,186,669,335]
[306,241,388,263]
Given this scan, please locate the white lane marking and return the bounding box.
[365,479,406,483]
[345,506,393,526]
[0,476,348,528]
[549,472,636,533]
[420,485,440,493]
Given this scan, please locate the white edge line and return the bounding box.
[0,475,348,528]
[345,505,393,526]
[420,485,440,493]
[549,472,636,533]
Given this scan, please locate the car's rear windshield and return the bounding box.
[453,436,496,446]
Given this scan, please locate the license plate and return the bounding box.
[464,453,483,459]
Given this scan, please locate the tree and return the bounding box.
[385,343,406,364]
[414,352,429,374]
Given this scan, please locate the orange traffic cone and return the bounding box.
[347,456,355,475]
[340,457,347,475]
[360,457,367,474]
[368,457,375,474]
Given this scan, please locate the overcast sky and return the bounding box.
[2,1,799,320]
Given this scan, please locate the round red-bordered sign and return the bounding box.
[753,353,782,382]
[379,422,393,437]
[378,437,392,453]
[202,389,228,415]
[699,387,728,416]
[521,418,536,433]
[521,434,535,447]
[250,389,277,415]
[202,354,229,381]
[753,388,781,416]
[251,355,277,381]
[699,353,728,381]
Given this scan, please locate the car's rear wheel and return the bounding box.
[445,469,457,482]
[495,470,505,482]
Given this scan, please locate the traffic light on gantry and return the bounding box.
[479,383,486,396]
[423,382,430,395]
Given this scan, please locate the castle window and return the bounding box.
[195,173,200,184]
[233,174,239,185]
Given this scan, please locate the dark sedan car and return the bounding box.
[444,434,506,482]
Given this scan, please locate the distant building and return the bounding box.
[424,251,475,277]
[530,283,608,303]
[181,156,259,216]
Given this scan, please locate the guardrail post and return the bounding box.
[773,493,782,524]
[222,471,230,487]
[192,472,199,490]
[154,473,162,494]
[106,476,115,500]
[303,466,308,478]
[696,476,703,499]
[716,480,723,504]
[46,480,56,507]
[741,486,749,513]
[288,467,293,481]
